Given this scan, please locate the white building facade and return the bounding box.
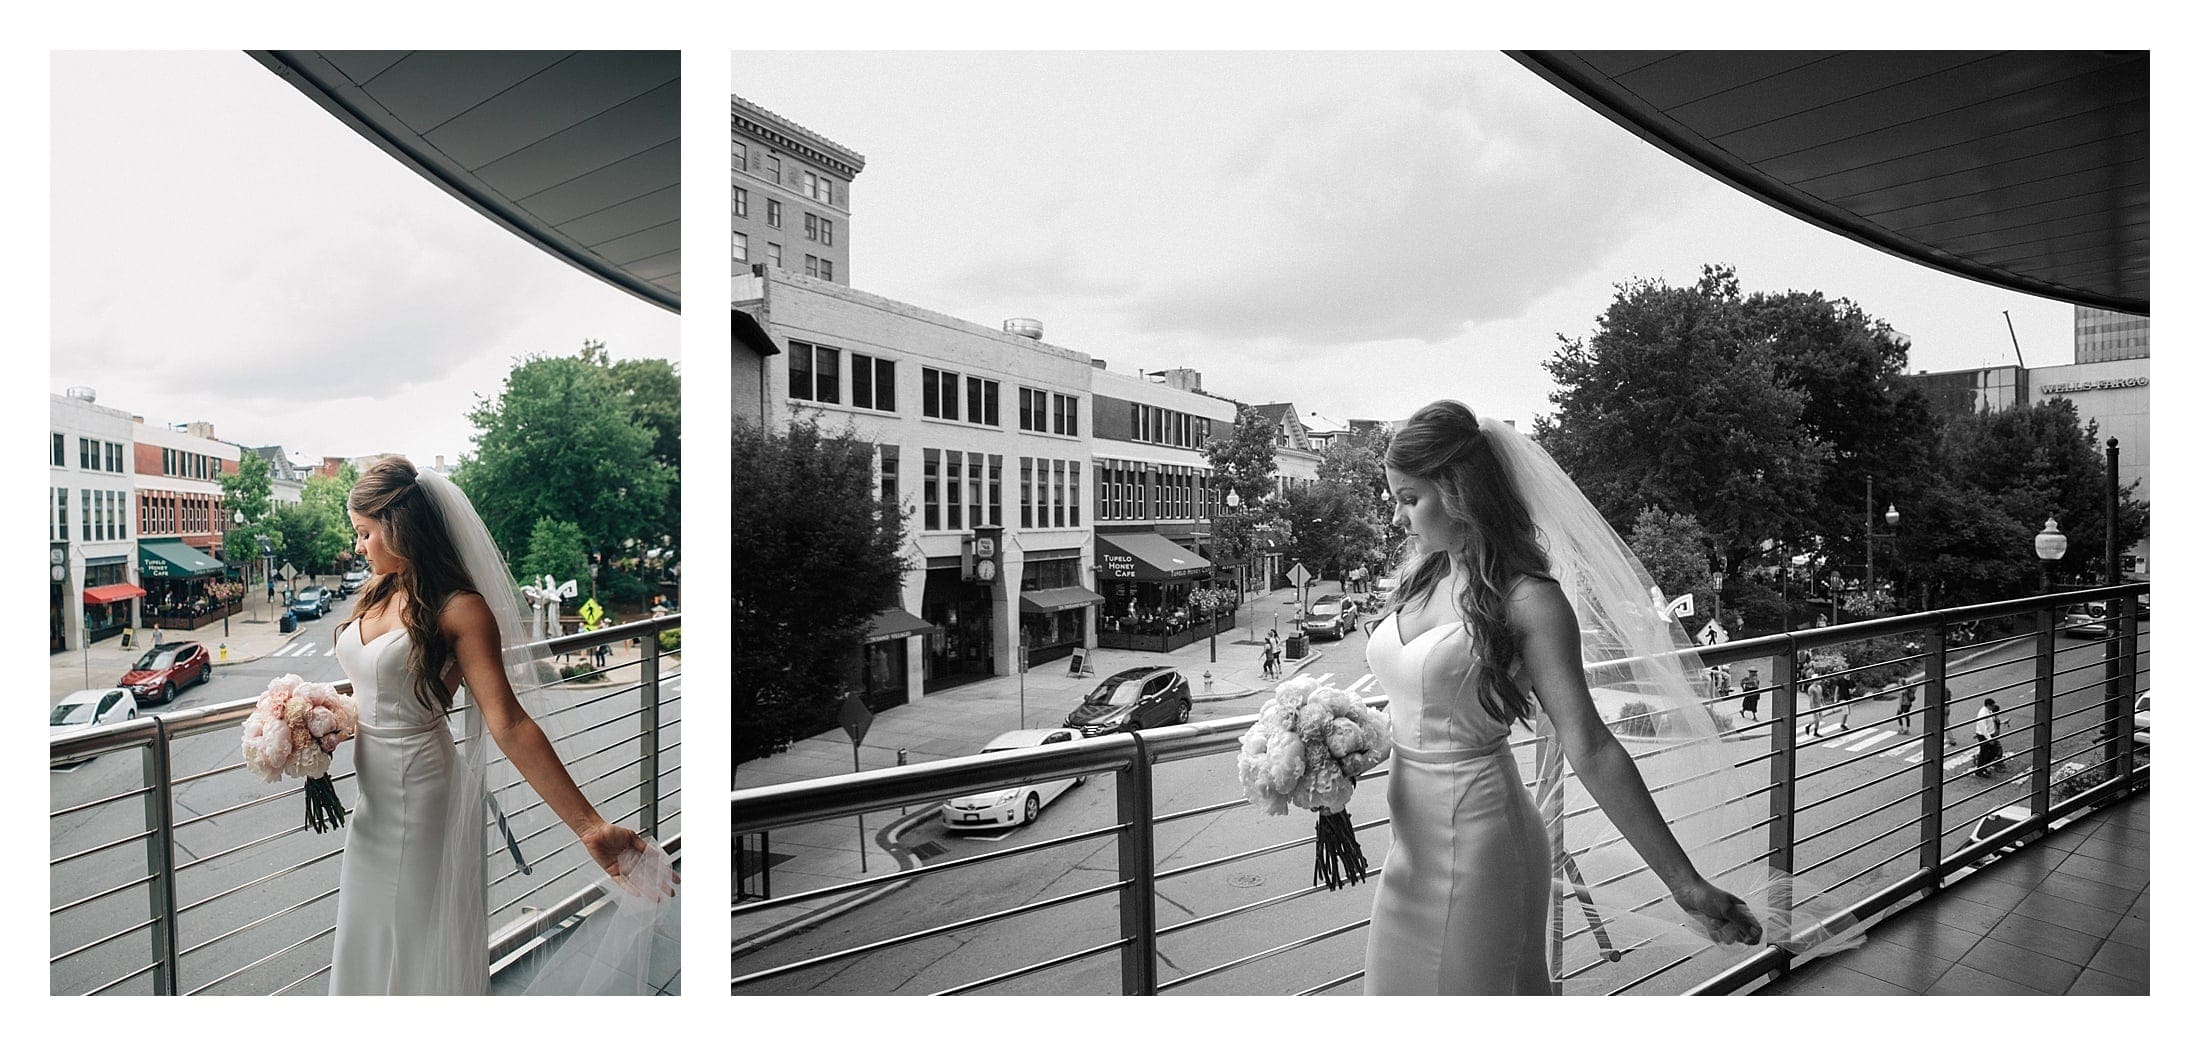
[2030,357,2151,577]
[50,390,140,652]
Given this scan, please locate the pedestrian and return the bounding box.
[1803,680,1827,737]
[1895,683,1916,734]
[1262,628,1281,679]
[152,624,164,647]
[1974,698,2005,777]
[1832,676,1853,731]
[1739,669,1761,722]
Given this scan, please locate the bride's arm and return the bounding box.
[444,592,648,880]
[1508,578,1761,946]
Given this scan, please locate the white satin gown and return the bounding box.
[1363,607,1552,995]
[328,624,489,994]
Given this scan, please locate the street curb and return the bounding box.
[1190,649,1327,703]
[730,804,936,962]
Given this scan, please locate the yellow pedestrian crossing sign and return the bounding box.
[578,597,604,628]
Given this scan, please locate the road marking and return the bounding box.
[1888,738,1924,760]
[289,642,316,658]
[272,642,301,657]
[1841,729,1897,752]
[1346,673,1374,693]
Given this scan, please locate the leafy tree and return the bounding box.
[458,343,676,572]
[518,517,589,589]
[1274,480,1382,587]
[1204,402,1283,583]
[734,416,910,775]
[270,502,347,577]
[220,454,280,583]
[1626,506,1716,626]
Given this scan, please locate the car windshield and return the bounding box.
[51,703,94,726]
[1085,669,1156,705]
[1312,598,1343,613]
[132,650,175,671]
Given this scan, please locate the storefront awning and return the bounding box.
[866,607,940,643]
[1096,533,1211,582]
[83,583,147,606]
[1020,585,1103,614]
[138,540,226,579]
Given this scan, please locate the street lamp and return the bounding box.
[1862,475,1901,613]
[2034,517,2068,594]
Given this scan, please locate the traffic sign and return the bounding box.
[578,597,605,628]
[280,562,297,581]
[838,692,874,746]
[1287,562,1312,588]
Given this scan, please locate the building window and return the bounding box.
[734,141,747,171]
[51,432,64,468]
[819,258,834,282]
[923,449,941,531]
[734,187,748,218]
[922,368,961,421]
[1069,462,1082,527]
[766,199,782,228]
[82,489,92,540]
[965,376,1000,427]
[1020,458,1033,528]
[1019,388,1038,432]
[80,438,95,470]
[106,442,122,472]
[1061,395,1079,436]
[768,242,782,268]
[879,445,900,514]
[733,231,748,263]
[820,218,834,246]
[988,455,1003,527]
[849,354,895,413]
[1036,459,1051,529]
[785,341,841,404]
[767,155,781,183]
[946,451,963,530]
[1052,394,1068,435]
[804,212,818,241]
[805,255,820,277]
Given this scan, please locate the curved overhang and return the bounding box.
[1509,51,2146,315]
[251,50,679,313]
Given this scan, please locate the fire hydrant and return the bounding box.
[1203,670,1214,692]
[219,643,230,662]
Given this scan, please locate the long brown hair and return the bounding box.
[342,457,479,711]
[1384,400,1551,727]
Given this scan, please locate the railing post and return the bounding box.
[2032,604,2056,824]
[142,720,183,995]
[1116,735,1158,996]
[639,629,662,839]
[2102,596,2124,781]
[2114,595,2139,783]
[1919,619,1949,884]
[1766,638,1798,966]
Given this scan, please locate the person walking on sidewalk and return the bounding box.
[1973,698,2005,777]
[1261,629,1281,679]
[1895,682,1916,734]
[1739,669,1761,722]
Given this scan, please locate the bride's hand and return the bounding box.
[580,821,679,900]
[1672,877,1762,947]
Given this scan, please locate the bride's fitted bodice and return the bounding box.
[1367,614,1517,758]
[334,624,448,735]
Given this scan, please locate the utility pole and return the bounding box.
[2002,310,2027,369]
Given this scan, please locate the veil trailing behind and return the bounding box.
[1475,417,1861,991]
[410,467,677,995]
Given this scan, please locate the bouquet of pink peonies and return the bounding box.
[1237,676,1393,889]
[240,674,358,833]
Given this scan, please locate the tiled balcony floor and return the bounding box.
[1758,791,2148,995]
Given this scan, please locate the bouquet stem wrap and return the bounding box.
[1312,808,1370,890]
[304,774,348,833]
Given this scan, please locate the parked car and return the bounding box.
[119,641,212,706]
[1303,595,1359,640]
[340,568,369,595]
[291,586,334,619]
[1374,575,1401,605]
[52,688,140,735]
[1063,666,1193,737]
[940,729,1085,831]
[2134,691,2150,746]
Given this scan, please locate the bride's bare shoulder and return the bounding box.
[437,591,499,639]
[1502,574,1575,632]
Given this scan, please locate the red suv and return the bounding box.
[120,641,213,705]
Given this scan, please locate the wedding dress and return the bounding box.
[328,623,487,994]
[1362,572,1551,995]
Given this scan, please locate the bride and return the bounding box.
[1362,401,1769,995]
[330,457,673,995]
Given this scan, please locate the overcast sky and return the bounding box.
[732,50,2088,428]
[49,50,679,468]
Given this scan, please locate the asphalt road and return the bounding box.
[733,622,2148,996]
[50,607,684,997]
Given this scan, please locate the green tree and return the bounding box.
[1275,480,1381,587]
[1627,506,1716,624]
[220,454,280,584]
[270,502,347,577]
[458,343,676,572]
[518,517,589,589]
[1203,402,1283,581]
[733,416,910,775]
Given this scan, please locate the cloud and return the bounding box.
[1125,61,1706,352]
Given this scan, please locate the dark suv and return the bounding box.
[1063,666,1193,737]
[119,641,213,705]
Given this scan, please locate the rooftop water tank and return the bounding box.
[1003,317,1044,340]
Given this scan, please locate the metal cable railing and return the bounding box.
[50,614,682,996]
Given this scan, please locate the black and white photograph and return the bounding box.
[47,50,684,996]
[732,50,2150,997]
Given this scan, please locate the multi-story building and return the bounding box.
[733,94,863,287]
[1904,364,2028,416]
[1253,402,1323,495]
[2031,357,2150,577]
[51,389,140,652]
[243,445,309,506]
[741,268,1100,706]
[1091,366,1240,654]
[133,419,239,625]
[2074,306,2148,364]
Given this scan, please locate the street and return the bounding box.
[50,598,684,996]
[734,616,2147,996]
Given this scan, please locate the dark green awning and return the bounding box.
[138,539,226,579]
[1020,585,1103,614]
[866,607,940,643]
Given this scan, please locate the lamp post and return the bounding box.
[1864,476,1900,612]
[2034,517,2067,594]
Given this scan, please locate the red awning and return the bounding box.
[83,584,147,606]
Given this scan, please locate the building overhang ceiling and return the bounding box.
[252,51,680,313]
[1509,51,2147,316]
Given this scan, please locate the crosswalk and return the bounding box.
[1300,670,1381,697]
[268,640,337,658]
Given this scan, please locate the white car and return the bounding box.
[2134,691,2150,746]
[51,687,140,766]
[940,729,1085,832]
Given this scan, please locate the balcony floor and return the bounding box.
[1757,791,2148,995]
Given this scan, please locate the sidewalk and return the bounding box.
[732,580,1337,955]
[50,600,304,700]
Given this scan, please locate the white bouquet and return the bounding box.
[1237,676,1393,889]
